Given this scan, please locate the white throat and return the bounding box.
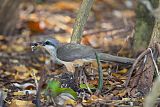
[44,45,57,59]
[43,44,76,73]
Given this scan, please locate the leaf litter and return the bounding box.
[0,0,147,107]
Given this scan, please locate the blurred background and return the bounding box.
[0,0,136,56]
[2,0,160,106]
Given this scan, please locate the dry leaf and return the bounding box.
[55,35,71,43]
[27,20,45,33]
[53,1,79,11]
[89,80,98,85]
[13,65,28,72]
[14,72,30,80]
[9,100,35,107]
[82,35,100,48]
[0,35,5,40]
[112,73,127,80]
[11,45,25,52]
[13,65,30,80]
[30,68,38,74]
[64,99,77,106]
[121,10,135,18]
[117,68,128,74]
[0,44,7,50]
[83,95,103,105]
[118,89,127,97]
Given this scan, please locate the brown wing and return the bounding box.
[57,43,96,61]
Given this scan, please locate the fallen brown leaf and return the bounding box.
[9,100,35,107]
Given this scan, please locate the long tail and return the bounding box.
[98,53,135,64]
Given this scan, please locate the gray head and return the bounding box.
[43,38,59,48]
[42,38,60,58]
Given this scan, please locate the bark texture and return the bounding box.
[0,0,21,35]
[128,0,160,97]
[71,0,95,44]
[133,0,158,52]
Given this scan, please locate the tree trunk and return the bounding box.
[71,0,95,44]
[133,0,158,53]
[0,0,22,35]
[127,0,160,97]
[149,15,160,47]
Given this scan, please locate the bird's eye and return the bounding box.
[34,43,38,46]
[45,41,50,45]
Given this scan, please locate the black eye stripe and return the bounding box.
[30,42,38,46]
[34,43,38,46]
[45,41,50,45]
[45,40,56,47]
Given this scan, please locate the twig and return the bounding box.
[83,26,125,36]
[31,70,39,90]
[95,52,103,94]
[148,48,160,76]
[125,49,150,87]
[36,67,47,107]
[82,67,92,94]
[71,0,95,43]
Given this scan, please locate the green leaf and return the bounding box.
[47,80,77,99]
[47,80,61,97]
[80,83,95,90]
[60,88,77,99]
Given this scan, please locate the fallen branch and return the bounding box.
[125,47,160,88]
[83,26,125,36]
[125,49,150,87]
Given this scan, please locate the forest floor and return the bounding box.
[0,0,145,107]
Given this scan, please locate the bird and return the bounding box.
[31,38,134,72]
